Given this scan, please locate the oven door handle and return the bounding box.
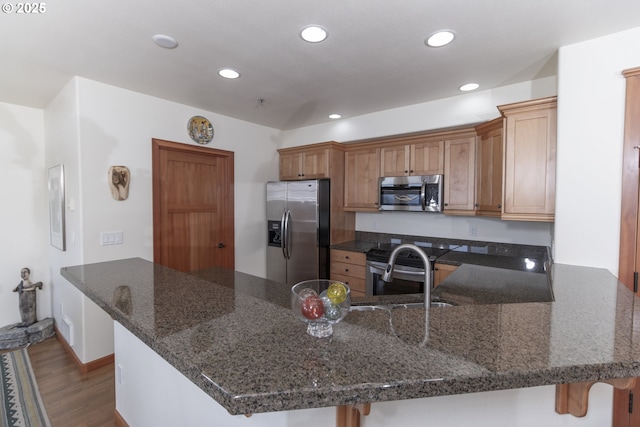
[367,262,429,277]
[420,181,427,211]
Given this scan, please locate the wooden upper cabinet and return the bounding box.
[443,135,476,214]
[344,146,381,211]
[380,145,409,177]
[278,146,330,180]
[277,142,355,244]
[380,140,444,177]
[443,135,476,215]
[412,140,444,175]
[475,118,504,217]
[499,96,557,222]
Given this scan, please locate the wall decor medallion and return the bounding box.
[108,165,130,201]
[187,116,214,144]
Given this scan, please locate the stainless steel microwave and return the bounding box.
[379,175,443,212]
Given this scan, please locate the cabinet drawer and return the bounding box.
[329,273,366,294]
[330,262,366,280]
[330,249,366,266]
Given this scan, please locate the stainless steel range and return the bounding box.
[365,243,453,296]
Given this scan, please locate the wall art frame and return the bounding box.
[48,164,66,251]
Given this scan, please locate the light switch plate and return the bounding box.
[100,231,123,246]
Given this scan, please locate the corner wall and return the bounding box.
[0,102,49,327]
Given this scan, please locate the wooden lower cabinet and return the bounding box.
[433,263,457,287]
[330,249,366,297]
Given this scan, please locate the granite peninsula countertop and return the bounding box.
[61,258,640,416]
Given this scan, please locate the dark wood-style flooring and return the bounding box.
[27,336,116,427]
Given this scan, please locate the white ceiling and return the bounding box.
[2,0,640,130]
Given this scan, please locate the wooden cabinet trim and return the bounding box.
[277,140,345,154]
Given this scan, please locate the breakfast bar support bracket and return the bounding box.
[336,403,371,427]
[555,378,637,417]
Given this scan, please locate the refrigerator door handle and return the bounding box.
[280,209,287,258]
[282,209,292,259]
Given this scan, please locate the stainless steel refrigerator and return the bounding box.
[266,180,330,286]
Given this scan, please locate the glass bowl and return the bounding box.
[291,279,351,338]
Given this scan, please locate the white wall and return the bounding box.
[555,26,640,275]
[0,102,50,327]
[73,77,281,274]
[356,213,553,246]
[281,77,558,247]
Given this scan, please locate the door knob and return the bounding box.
[218,243,225,248]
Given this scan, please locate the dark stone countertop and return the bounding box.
[431,264,553,305]
[331,233,552,274]
[61,258,640,416]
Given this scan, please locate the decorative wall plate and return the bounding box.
[187,116,214,144]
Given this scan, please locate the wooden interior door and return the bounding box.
[615,67,640,427]
[152,139,234,272]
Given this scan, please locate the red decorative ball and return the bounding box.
[301,295,324,320]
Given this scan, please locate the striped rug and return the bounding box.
[0,347,51,427]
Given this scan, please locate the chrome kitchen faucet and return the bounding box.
[382,243,432,343]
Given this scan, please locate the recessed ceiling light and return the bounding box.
[329,114,341,119]
[152,34,178,49]
[218,68,240,79]
[300,25,328,43]
[459,83,479,92]
[426,30,455,47]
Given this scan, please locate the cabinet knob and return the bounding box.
[498,204,502,209]
[345,268,349,272]
[444,203,448,207]
[475,203,479,207]
[345,256,350,260]
[410,169,414,173]
[404,170,409,174]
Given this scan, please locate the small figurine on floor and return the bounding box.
[13,267,43,327]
